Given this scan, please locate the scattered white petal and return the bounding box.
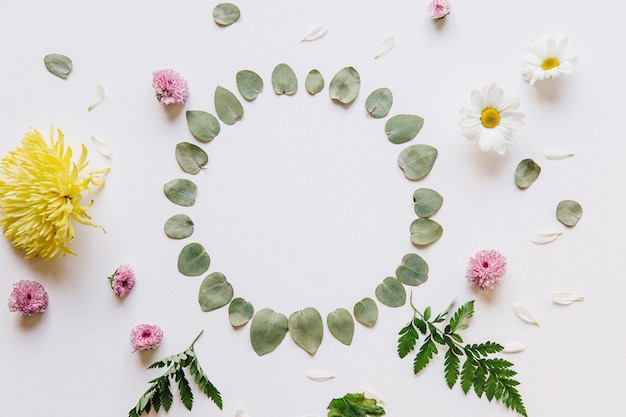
[543,148,575,160]
[301,25,328,42]
[531,232,563,244]
[91,135,112,157]
[235,409,250,417]
[374,36,395,59]
[552,291,584,306]
[87,84,105,111]
[306,370,335,382]
[513,302,540,326]
[359,388,385,404]
[502,342,525,353]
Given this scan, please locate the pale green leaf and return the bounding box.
[164,214,194,239]
[329,67,360,104]
[236,70,263,101]
[250,308,289,356]
[215,86,244,125]
[289,307,323,354]
[198,272,234,312]
[365,88,393,118]
[515,159,541,189]
[326,308,355,345]
[175,142,208,174]
[398,144,438,181]
[44,53,72,79]
[186,110,221,143]
[385,114,424,144]
[271,63,298,95]
[556,200,582,227]
[305,69,324,95]
[212,3,240,26]
[353,297,378,327]
[228,297,254,326]
[178,242,211,276]
[375,277,406,307]
[413,188,443,217]
[410,218,443,246]
[164,178,197,206]
[395,253,429,286]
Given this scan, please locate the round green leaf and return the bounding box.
[395,253,429,286]
[557,200,583,227]
[398,144,438,181]
[250,308,289,356]
[236,70,263,101]
[178,242,210,276]
[186,110,220,142]
[413,188,443,217]
[329,67,361,104]
[212,3,240,26]
[271,63,298,95]
[175,142,208,174]
[305,69,324,95]
[515,158,541,189]
[385,114,424,144]
[164,214,194,239]
[164,178,197,206]
[198,272,234,312]
[288,307,323,354]
[229,297,254,327]
[327,308,354,345]
[410,217,443,246]
[215,86,244,125]
[375,277,406,308]
[365,88,393,118]
[44,53,72,79]
[354,297,378,327]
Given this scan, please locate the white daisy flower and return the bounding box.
[521,34,579,85]
[459,83,525,155]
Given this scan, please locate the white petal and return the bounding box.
[300,24,328,42]
[543,148,575,160]
[306,370,335,382]
[374,36,395,59]
[88,84,105,111]
[235,409,250,417]
[531,231,563,244]
[502,342,525,353]
[359,388,384,404]
[552,291,584,306]
[513,302,540,326]
[91,135,112,157]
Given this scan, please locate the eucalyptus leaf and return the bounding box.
[329,67,360,104]
[413,188,443,217]
[410,218,443,246]
[353,297,378,327]
[250,308,289,356]
[178,242,210,276]
[164,214,194,239]
[164,178,197,206]
[215,86,244,125]
[271,63,298,95]
[398,144,438,181]
[229,297,254,327]
[44,53,72,79]
[186,110,221,142]
[385,114,424,144]
[305,69,324,95]
[212,3,240,26]
[515,158,541,189]
[198,272,234,312]
[327,308,355,345]
[289,307,323,354]
[175,142,208,174]
[375,277,406,307]
[236,70,263,101]
[556,200,583,227]
[365,88,393,118]
[395,253,429,286]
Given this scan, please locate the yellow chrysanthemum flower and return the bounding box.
[0,127,109,259]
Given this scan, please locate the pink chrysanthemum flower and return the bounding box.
[152,69,189,105]
[8,280,49,315]
[131,324,163,351]
[428,0,451,19]
[466,249,507,291]
[108,264,135,298]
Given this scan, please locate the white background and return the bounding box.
[1,1,624,416]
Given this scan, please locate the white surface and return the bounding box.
[1,1,624,416]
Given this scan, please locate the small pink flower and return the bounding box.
[131,324,163,351]
[427,0,451,19]
[8,280,49,315]
[152,69,189,105]
[108,264,135,298]
[466,249,507,291]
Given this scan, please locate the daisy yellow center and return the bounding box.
[541,57,560,70]
[480,108,500,129]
